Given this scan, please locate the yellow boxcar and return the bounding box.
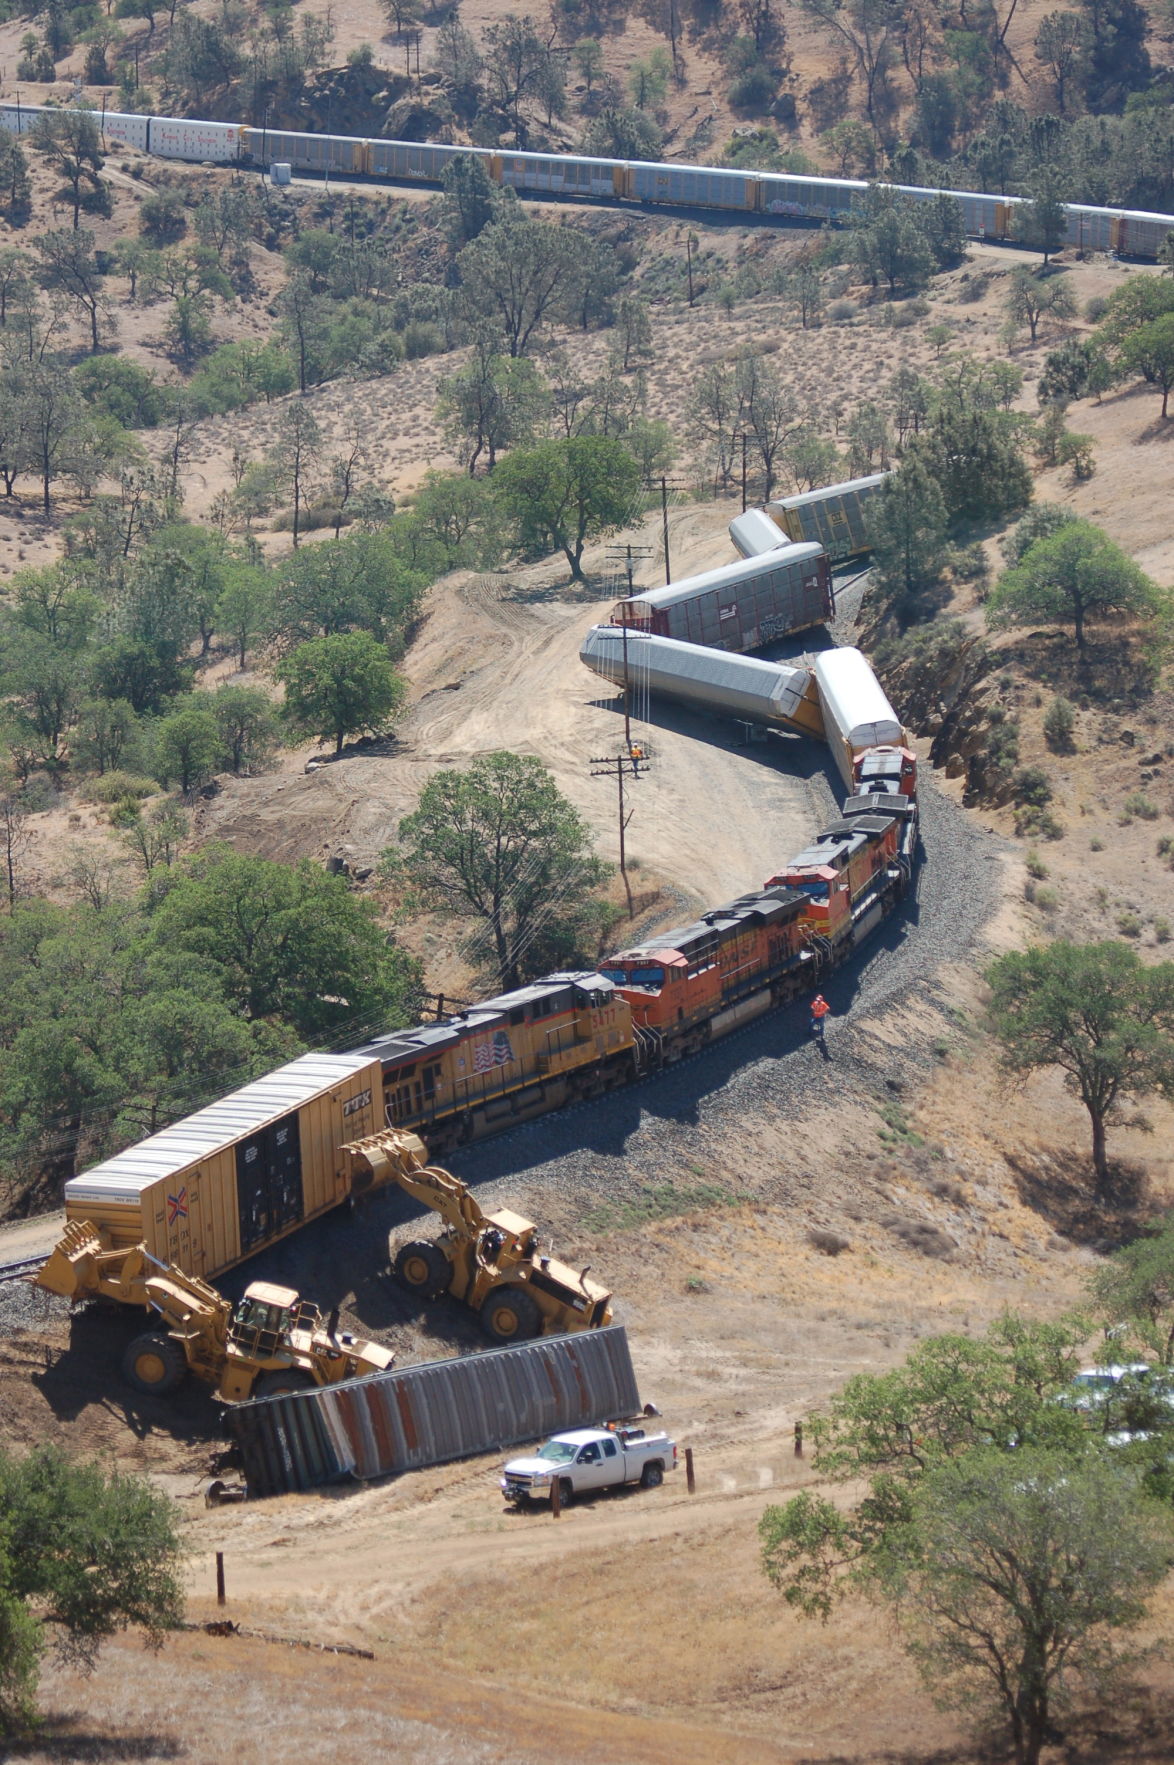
[63,1054,382,1282]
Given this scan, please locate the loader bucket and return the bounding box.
[34,1221,104,1299]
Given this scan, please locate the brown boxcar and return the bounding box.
[62,1053,383,1282]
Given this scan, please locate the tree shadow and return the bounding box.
[992,627,1158,707]
[29,1304,227,1446]
[4,1719,184,1760]
[1005,1146,1148,1249]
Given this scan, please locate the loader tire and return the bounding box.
[123,1332,186,1397]
[393,1239,451,1300]
[252,1369,316,1400]
[640,1461,664,1488]
[480,1285,542,1343]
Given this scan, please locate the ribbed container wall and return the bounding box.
[228,1325,642,1497]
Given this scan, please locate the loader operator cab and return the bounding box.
[229,1281,303,1357]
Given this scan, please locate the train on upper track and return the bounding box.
[2,98,1173,260]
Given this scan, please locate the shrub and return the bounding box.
[1158,834,1174,865]
[1084,294,1109,323]
[1012,766,1052,807]
[1043,696,1076,753]
[139,186,188,243]
[1123,791,1159,821]
[1034,884,1059,911]
[1090,836,1104,851]
[83,770,158,803]
[402,320,444,359]
[1016,804,1064,839]
[1025,849,1049,879]
[1116,909,1142,937]
[827,298,859,323]
[950,541,988,583]
[1155,917,1171,943]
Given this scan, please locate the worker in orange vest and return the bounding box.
[810,994,831,1059]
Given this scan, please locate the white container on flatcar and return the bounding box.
[813,647,903,790]
[150,117,240,161]
[729,507,790,560]
[63,1052,383,1281]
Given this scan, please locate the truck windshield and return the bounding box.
[535,1440,578,1463]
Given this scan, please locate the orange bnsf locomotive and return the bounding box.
[352,727,918,1142]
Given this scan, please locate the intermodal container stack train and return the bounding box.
[2,101,1172,259]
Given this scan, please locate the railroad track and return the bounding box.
[0,1254,47,1285]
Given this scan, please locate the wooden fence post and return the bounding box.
[216,1551,226,1606]
[550,1477,561,1519]
[685,1446,696,1494]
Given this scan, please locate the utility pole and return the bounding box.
[605,543,652,752]
[590,750,646,917]
[740,432,748,512]
[686,231,696,307]
[660,477,671,584]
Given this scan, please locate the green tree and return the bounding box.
[277,631,404,754]
[1089,1215,1174,1364]
[272,529,425,649]
[210,684,278,775]
[1000,502,1077,566]
[165,293,213,365]
[1014,176,1069,265]
[758,1314,1089,1618]
[0,1444,184,1735]
[215,561,274,669]
[395,751,609,991]
[34,228,108,354]
[149,846,420,1035]
[1004,266,1077,344]
[483,14,560,144]
[915,407,1031,525]
[74,696,138,775]
[1035,10,1092,112]
[409,471,504,568]
[30,107,108,230]
[987,518,1162,651]
[873,1451,1173,1765]
[154,703,222,794]
[73,355,168,428]
[439,152,498,250]
[456,211,584,358]
[1120,311,1174,419]
[493,435,641,580]
[438,339,548,474]
[868,456,949,622]
[984,941,1174,1185]
[850,192,934,296]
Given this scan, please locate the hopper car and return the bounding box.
[609,542,832,653]
[2,101,1173,259]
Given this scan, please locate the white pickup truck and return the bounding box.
[500,1425,677,1506]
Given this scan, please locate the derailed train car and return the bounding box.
[609,543,832,654]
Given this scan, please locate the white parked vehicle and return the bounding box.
[501,1425,677,1506]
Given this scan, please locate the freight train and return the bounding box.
[2,99,1173,260]
[54,636,918,1280]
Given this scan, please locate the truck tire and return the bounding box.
[393,1239,451,1300]
[252,1369,316,1400]
[122,1332,186,1397]
[640,1461,664,1488]
[558,1477,574,1508]
[480,1285,542,1342]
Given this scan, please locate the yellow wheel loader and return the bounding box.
[340,1129,612,1342]
[36,1221,395,1402]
